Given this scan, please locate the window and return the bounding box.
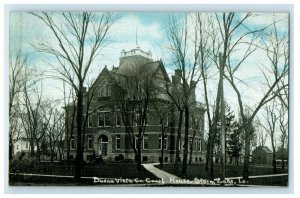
[88,115,92,127]
[143,135,149,150]
[165,115,169,126]
[164,137,168,150]
[104,112,110,127]
[25,142,29,149]
[194,138,198,151]
[87,108,93,127]
[135,136,139,149]
[70,137,75,149]
[16,145,19,150]
[98,84,111,97]
[198,139,202,152]
[98,86,105,97]
[178,138,182,151]
[107,85,111,96]
[195,117,201,130]
[135,113,141,126]
[189,137,193,151]
[116,111,121,126]
[88,136,93,149]
[98,112,110,127]
[98,113,104,127]
[135,113,148,126]
[99,135,108,156]
[116,135,121,149]
[159,135,168,150]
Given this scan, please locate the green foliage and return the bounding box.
[213,103,243,162]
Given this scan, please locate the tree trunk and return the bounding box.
[243,125,251,180]
[272,152,277,173]
[175,110,183,169]
[281,143,285,170]
[30,140,35,157]
[136,140,142,171]
[9,137,13,160]
[206,127,215,180]
[160,123,165,167]
[189,131,196,164]
[50,137,54,163]
[271,139,277,173]
[75,85,84,181]
[36,143,41,161]
[182,105,189,175]
[66,138,71,164]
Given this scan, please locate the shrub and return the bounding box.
[118,154,124,161]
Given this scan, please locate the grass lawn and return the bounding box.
[247,176,288,186]
[156,163,288,186]
[9,161,157,185]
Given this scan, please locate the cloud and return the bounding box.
[9,11,289,117]
[245,13,289,33]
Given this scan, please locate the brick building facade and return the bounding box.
[65,47,206,163]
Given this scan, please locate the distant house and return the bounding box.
[252,146,273,164]
[13,138,36,156]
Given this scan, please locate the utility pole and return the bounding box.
[219,52,226,182]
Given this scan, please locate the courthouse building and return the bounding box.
[65,46,206,163]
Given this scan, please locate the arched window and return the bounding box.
[98,135,108,156]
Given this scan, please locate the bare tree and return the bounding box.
[63,82,77,164]
[45,104,65,163]
[188,114,202,164]
[166,13,203,175]
[278,100,288,170]
[165,74,185,170]
[113,64,159,170]
[262,101,278,173]
[191,13,222,180]
[265,18,289,170]
[19,78,44,159]
[152,101,170,167]
[32,12,118,180]
[9,50,28,160]
[255,118,268,147]
[212,13,288,180]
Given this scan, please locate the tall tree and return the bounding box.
[213,13,288,180]
[19,79,44,158]
[9,50,28,160]
[32,12,118,180]
[278,100,288,170]
[167,13,203,175]
[113,64,159,170]
[45,104,65,163]
[153,101,170,167]
[214,103,238,164]
[63,82,77,165]
[165,73,185,169]
[262,101,278,173]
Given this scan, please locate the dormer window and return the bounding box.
[98,84,111,97]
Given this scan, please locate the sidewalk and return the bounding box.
[142,163,181,184]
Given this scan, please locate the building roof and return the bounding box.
[255,146,273,154]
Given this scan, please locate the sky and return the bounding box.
[9,11,289,147]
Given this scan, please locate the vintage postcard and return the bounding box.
[8,11,289,187]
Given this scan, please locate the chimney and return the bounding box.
[175,69,182,77]
[172,69,182,84]
[190,80,196,100]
